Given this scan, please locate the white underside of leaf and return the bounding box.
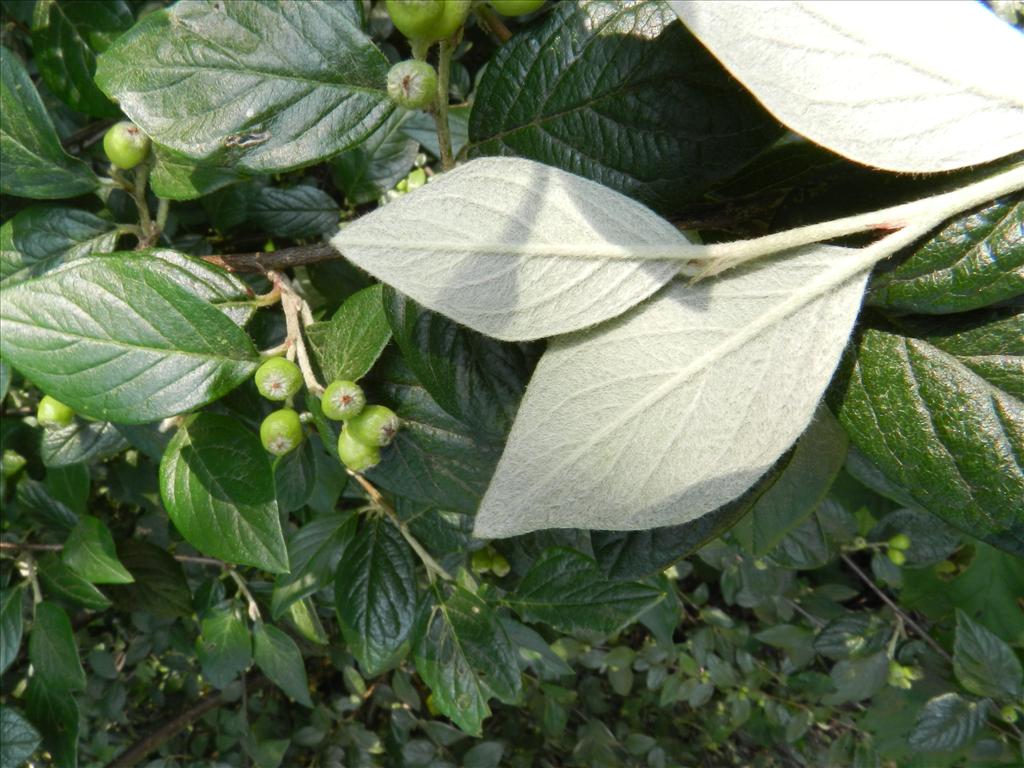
[669,0,1024,172]
[473,246,871,538]
[331,157,687,341]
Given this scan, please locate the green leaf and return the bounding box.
[103,539,192,619]
[0,254,259,423]
[468,0,779,215]
[95,0,393,173]
[868,508,961,568]
[365,353,502,515]
[334,516,417,676]
[402,104,470,161]
[160,413,288,573]
[37,553,112,611]
[253,623,313,708]
[16,478,78,531]
[306,284,391,383]
[149,144,244,201]
[505,548,665,636]
[823,651,889,705]
[867,196,1023,314]
[953,609,1023,701]
[332,109,418,204]
[0,46,97,198]
[286,597,327,646]
[141,249,255,327]
[814,614,888,660]
[41,419,129,467]
[197,605,252,690]
[271,511,357,619]
[44,464,89,516]
[0,706,41,768]
[0,586,24,674]
[272,438,316,514]
[29,601,85,692]
[734,407,848,556]
[383,288,536,440]
[413,584,522,736]
[30,0,133,116]
[830,310,1024,556]
[908,693,993,752]
[62,515,133,584]
[0,207,119,288]
[25,677,78,768]
[250,186,338,238]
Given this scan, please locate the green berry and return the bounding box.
[887,548,906,567]
[887,533,911,551]
[254,357,303,401]
[385,0,444,39]
[321,380,366,421]
[471,549,493,573]
[37,395,75,428]
[260,408,303,456]
[431,0,471,40]
[2,449,26,478]
[852,536,868,550]
[490,0,545,16]
[490,552,511,578]
[387,60,438,109]
[1000,705,1019,724]
[346,405,401,448]
[337,427,381,472]
[103,121,151,170]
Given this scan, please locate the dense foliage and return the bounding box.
[0,2,1022,767]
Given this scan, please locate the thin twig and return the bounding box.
[432,40,455,171]
[840,554,951,661]
[228,570,262,622]
[474,5,512,42]
[203,242,338,273]
[274,272,324,396]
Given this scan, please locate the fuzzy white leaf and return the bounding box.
[669,1,1024,172]
[473,246,872,538]
[330,157,686,341]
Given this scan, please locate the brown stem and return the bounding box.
[203,242,339,273]
[474,5,513,42]
[107,675,270,768]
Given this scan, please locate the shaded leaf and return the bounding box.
[953,609,1023,701]
[28,601,85,691]
[0,207,119,288]
[104,539,192,619]
[197,606,252,689]
[253,623,313,707]
[0,706,41,768]
[908,693,993,752]
[62,515,134,584]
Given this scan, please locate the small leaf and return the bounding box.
[271,511,357,619]
[0,46,98,198]
[273,438,317,514]
[253,623,313,708]
[95,0,393,173]
[0,207,119,288]
[331,156,687,341]
[953,609,1023,701]
[160,413,288,573]
[475,245,871,537]
[505,548,665,636]
[104,539,193,619]
[28,601,85,692]
[0,586,24,674]
[37,554,112,611]
[16,478,78,531]
[25,677,78,768]
[62,515,134,584]
[823,651,889,705]
[413,584,522,736]
[669,1,1024,172]
[306,284,392,383]
[334,516,418,676]
[44,464,89,516]
[908,693,993,752]
[41,419,129,468]
[250,186,339,239]
[0,706,41,768]
[332,109,418,205]
[197,606,252,690]
[0,254,259,423]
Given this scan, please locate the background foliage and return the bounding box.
[0,1,1022,767]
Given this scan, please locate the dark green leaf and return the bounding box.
[103,539,192,619]
[196,605,252,689]
[463,741,504,768]
[0,706,41,768]
[271,511,356,619]
[0,586,24,674]
[95,0,393,173]
[0,254,259,423]
[0,46,97,198]
[149,144,244,201]
[253,623,312,708]
[908,693,993,752]
[250,185,338,238]
[383,288,536,440]
[44,464,88,516]
[402,104,470,161]
[141,249,255,327]
[273,438,317,514]
[766,507,833,570]
[25,677,78,768]
[823,651,889,705]
[500,616,574,678]
[31,0,133,116]
[41,419,129,467]
[332,109,418,204]
[62,515,133,584]
[29,601,85,691]
[160,413,288,573]
[868,508,961,567]
[814,614,888,661]
[505,548,664,636]
[15,478,78,531]
[953,609,1023,701]
[306,284,391,383]
[830,311,1024,556]
[868,196,1023,315]
[37,553,111,611]
[734,407,848,556]
[468,0,780,215]
[0,207,119,288]
[334,516,417,676]
[413,584,522,736]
